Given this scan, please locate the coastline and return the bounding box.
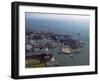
[25,30,84,68]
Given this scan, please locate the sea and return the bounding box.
[25,13,89,66]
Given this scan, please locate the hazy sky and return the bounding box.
[25,12,90,22]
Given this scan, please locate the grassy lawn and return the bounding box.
[25,59,46,68]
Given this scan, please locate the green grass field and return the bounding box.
[25,59,46,68]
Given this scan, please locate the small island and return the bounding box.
[25,30,84,68]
